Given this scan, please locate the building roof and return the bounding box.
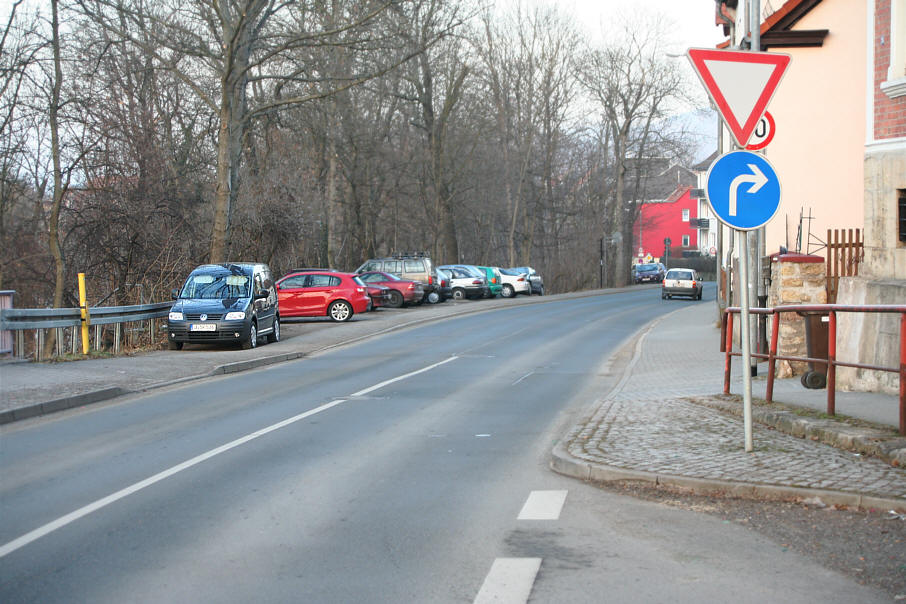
[717,0,828,50]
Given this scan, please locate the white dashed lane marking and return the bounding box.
[473,558,542,604]
[517,490,568,520]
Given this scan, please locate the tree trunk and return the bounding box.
[45,0,64,358]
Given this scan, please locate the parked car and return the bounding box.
[633,262,666,283]
[357,271,424,307]
[661,268,703,300]
[510,266,544,295]
[355,253,437,302]
[432,268,453,303]
[438,265,488,300]
[477,266,503,297]
[167,263,279,350]
[498,268,531,298]
[365,284,393,310]
[276,270,369,321]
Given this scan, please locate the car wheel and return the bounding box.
[452,288,466,300]
[168,340,182,350]
[661,292,666,300]
[241,322,257,349]
[426,291,440,304]
[388,290,404,308]
[537,286,544,296]
[267,316,280,343]
[501,284,515,298]
[328,300,353,322]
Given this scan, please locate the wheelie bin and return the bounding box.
[798,311,829,389]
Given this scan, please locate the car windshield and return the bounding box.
[499,268,521,276]
[638,264,658,271]
[667,270,694,280]
[180,272,250,299]
[353,276,366,287]
[380,272,401,281]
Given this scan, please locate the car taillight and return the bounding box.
[492,278,497,284]
[407,283,414,290]
[428,276,433,285]
[518,277,525,282]
[472,279,480,285]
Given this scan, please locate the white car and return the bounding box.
[438,265,488,300]
[498,268,532,298]
[661,268,703,300]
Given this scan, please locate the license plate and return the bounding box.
[191,323,217,332]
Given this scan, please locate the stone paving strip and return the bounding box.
[565,397,906,502]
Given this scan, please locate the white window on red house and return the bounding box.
[682,235,690,247]
[682,209,690,222]
[883,0,906,99]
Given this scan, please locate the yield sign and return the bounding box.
[687,48,790,147]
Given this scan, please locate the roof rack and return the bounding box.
[390,251,429,259]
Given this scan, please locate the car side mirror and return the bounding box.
[255,289,269,300]
[171,288,180,299]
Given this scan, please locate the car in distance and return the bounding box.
[355,252,437,302]
[167,263,279,350]
[498,268,531,298]
[661,268,703,300]
[357,271,425,307]
[634,262,666,283]
[432,268,453,303]
[365,284,393,310]
[477,266,503,297]
[438,265,488,300]
[510,266,543,295]
[276,270,369,321]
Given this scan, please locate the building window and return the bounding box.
[682,235,690,247]
[682,209,690,222]
[899,189,906,244]
[883,0,906,99]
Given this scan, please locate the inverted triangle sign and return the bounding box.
[687,48,790,147]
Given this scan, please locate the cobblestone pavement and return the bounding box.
[554,305,906,509]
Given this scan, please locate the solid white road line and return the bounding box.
[517,490,568,520]
[1,355,461,559]
[474,558,542,604]
[350,355,458,397]
[511,371,534,386]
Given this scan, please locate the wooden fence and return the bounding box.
[826,229,863,303]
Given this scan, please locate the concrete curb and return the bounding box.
[0,387,130,424]
[550,438,906,512]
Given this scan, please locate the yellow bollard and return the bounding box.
[78,273,90,355]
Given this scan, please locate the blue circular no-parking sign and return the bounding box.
[705,151,781,230]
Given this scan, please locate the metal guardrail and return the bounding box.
[0,302,172,331]
[722,304,906,435]
[0,301,172,359]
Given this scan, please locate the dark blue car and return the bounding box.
[633,263,666,283]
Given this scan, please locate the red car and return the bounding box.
[365,284,393,310]
[357,271,425,308]
[276,271,369,322]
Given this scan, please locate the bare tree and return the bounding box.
[577,16,687,287]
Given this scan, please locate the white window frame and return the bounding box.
[682,235,690,247]
[682,209,690,222]
[882,0,906,99]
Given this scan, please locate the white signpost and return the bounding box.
[688,46,790,452]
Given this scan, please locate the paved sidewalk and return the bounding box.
[551,304,906,511]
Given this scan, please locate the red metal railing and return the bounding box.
[722,304,906,435]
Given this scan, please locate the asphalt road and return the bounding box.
[0,289,889,603]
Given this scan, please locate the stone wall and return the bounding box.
[766,254,827,378]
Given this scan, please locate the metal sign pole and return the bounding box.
[738,230,754,452]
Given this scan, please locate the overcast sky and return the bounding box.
[549,0,728,54]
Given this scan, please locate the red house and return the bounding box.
[631,164,699,263]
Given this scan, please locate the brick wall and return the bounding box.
[875,0,906,139]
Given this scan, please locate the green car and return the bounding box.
[478,266,503,298]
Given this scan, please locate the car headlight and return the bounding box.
[168,311,184,321]
[225,311,246,320]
